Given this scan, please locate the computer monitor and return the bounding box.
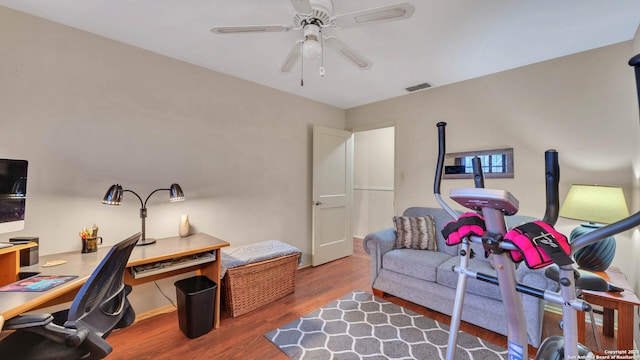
[0,159,28,234]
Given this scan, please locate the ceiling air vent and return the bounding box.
[405,82,431,92]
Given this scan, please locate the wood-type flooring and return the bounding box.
[106,238,616,359]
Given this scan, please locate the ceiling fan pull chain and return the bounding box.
[319,28,325,77]
[300,41,305,86]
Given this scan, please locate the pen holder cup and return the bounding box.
[82,237,102,253]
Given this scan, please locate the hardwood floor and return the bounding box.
[106,238,615,359]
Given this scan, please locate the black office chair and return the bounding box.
[0,232,141,360]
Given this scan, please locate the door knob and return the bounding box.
[313,201,323,206]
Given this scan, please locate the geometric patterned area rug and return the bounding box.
[265,291,507,360]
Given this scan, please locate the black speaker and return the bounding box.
[9,236,39,266]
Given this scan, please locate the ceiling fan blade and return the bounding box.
[290,0,313,14]
[280,41,303,73]
[333,2,415,29]
[210,25,290,34]
[325,37,372,70]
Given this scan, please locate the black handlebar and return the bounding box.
[542,150,560,225]
[434,122,447,195]
[572,210,640,252]
[630,53,640,113]
[472,157,485,189]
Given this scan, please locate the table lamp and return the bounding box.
[559,184,629,271]
[102,183,185,246]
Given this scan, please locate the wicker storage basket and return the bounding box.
[222,252,300,317]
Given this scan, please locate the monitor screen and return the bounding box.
[0,159,28,234]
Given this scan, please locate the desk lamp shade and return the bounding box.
[102,183,185,245]
[102,184,123,205]
[169,183,185,202]
[559,184,629,271]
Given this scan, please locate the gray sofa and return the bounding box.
[364,207,556,347]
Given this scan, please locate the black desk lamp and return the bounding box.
[102,183,185,246]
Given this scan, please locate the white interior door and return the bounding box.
[312,125,353,266]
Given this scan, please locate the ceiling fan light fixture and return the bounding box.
[303,38,322,59]
[302,24,322,59]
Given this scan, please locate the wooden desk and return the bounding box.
[0,233,229,329]
[577,267,640,351]
[0,242,38,287]
[124,233,229,328]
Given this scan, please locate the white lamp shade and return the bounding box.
[559,184,629,224]
[303,39,322,59]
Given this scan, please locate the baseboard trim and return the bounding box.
[135,305,176,322]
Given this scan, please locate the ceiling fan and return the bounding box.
[210,0,415,78]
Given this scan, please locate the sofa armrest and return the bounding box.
[363,228,396,287]
[363,228,396,255]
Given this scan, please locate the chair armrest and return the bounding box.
[82,330,113,359]
[4,314,91,350]
[3,314,54,330]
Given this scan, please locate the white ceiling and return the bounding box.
[1,0,639,109]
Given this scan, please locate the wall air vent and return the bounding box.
[405,82,431,92]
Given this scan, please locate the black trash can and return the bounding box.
[174,275,217,338]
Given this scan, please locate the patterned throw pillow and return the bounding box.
[393,215,438,251]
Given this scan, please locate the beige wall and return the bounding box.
[0,7,344,312]
[353,127,395,238]
[348,42,637,216]
[631,25,640,284]
[630,24,640,348]
[347,45,637,211]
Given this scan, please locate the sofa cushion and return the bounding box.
[436,256,502,301]
[403,207,460,256]
[393,215,437,250]
[383,248,452,282]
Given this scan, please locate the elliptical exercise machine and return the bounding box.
[434,131,640,358]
